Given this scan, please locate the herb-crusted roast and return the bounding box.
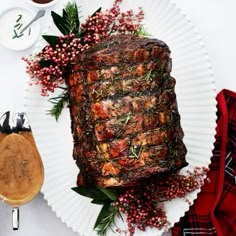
[66,34,188,187]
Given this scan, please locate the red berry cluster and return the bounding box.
[23,0,144,96]
[81,0,144,44]
[22,34,89,96]
[115,188,168,236]
[115,166,209,236]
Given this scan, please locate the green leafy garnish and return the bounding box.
[51,11,68,35]
[38,59,56,68]
[72,186,121,235]
[91,199,108,205]
[16,14,22,22]
[136,25,152,37]
[63,2,80,36]
[44,2,81,47]
[130,144,143,159]
[47,88,69,121]
[91,7,102,17]
[96,186,118,202]
[51,2,80,37]
[42,35,61,48]
[94,203,121,236]
[72,186,118,202]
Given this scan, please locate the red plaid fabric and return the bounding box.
[172,89,236,236]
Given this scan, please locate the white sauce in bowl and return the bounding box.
[0,7,40,50]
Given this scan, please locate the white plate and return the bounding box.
[0,7,40,51]
[24,0,217,235]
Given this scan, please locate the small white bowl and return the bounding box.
[28,0,58,8]
[0,6,40,51]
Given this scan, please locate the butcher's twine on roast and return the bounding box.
[66,34,188,187]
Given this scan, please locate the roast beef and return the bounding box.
[66,34,188,187]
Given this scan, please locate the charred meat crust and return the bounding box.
[66,34,188,187]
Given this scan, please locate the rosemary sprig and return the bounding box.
[47,87,69,121]
[16,14,22,22]
[130,143,143,159]
[136,25,152,37]
[63,2,80,36]
[143,70,153,81]
[50,2,80,37]
[72,186,120,235]
[95,203,121,236]
[115,112,132,125]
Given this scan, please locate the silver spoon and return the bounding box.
[20,9,46,34]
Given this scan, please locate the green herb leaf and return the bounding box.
[91,7,102,17]
[38,60,56,68]
[51,11,68,35]
[97,186,118,202]
[47,89,68,121]
[136,25,152,37]
[64,2,80,36]
[94,203,120,236]
[42,35,60,47]
[51,3,81,37]
[16,14,22,22]
[95,203,122,236]
[62,8,68,19]
[91,199,107,205]
[71,186,110,201]
[94,203,111,230]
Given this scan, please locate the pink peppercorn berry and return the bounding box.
[115,166,209,236]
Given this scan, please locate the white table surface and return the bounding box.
[0,0,235,235]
